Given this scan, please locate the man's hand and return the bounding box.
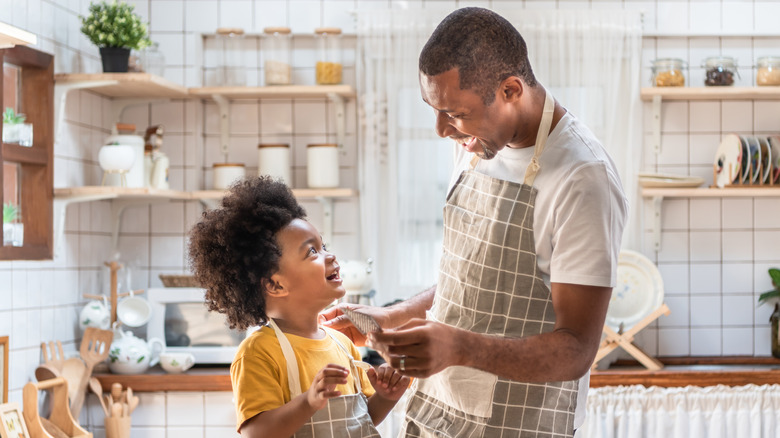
[306,364,349,411]
[367,363,410,401]
[319,304,393,346]
[367,319,465,378]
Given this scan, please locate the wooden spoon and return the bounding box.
[111,382,123,404]
[88,377,109,416]
[111,401,123,418]
[128,395,140,415]
[61,356,86,410]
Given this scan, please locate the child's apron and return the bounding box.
[268,319,381,437]
[401,90,579,437]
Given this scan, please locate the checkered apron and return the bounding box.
[268,320,380,438]
[401,91,579,437]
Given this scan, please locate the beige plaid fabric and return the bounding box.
[402,170,578,438]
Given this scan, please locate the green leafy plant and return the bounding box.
[3,203,18,224]
[758,268,780,304]
[3,108,25,125]
[79,1,151,49]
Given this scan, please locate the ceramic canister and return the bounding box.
[257,143,291,184]
[104,130,145,187]
[212,163,246,190]
[307,143,339,188]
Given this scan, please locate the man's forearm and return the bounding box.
[387,284,435,328]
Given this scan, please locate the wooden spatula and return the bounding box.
[70,327,114,418]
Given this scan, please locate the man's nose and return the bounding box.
[435,112,455,138]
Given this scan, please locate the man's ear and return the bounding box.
[500,76,524,102]
[263,276,288,297]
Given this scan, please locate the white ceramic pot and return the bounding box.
[79,299,111,331]
[98,145,136,174]
[212,163,246,190]
[257,144,291,184]
[104,132,145,187]
[159,352,195,374]
[307,143,339,188]
[108,329,165,374]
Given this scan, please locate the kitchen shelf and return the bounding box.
[0,21,36,48]
[54,73,189,98]
[189,84,355,99]
[641,86,780,101]
[642,187,780,197]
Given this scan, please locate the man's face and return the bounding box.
[420,68,516,160]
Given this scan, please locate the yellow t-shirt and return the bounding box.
[231,325,375,431]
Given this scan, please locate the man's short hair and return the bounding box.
[419,7,537,105]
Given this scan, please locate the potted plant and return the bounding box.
[2,108,32,147]
[2,203,23,247]
[758,268,780,358]
[79,1,152,73]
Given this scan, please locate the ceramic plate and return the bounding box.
[770,136,780,184]
[747,136,762,183]
[739,135,751,182]
[758,137,772,183]
[638,172,705,188]
[605,250,665,332]
[714,134,742,188]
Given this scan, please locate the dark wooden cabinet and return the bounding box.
[0,45,54,260]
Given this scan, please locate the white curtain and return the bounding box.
[357,8,643,307]
[578,384,780,438]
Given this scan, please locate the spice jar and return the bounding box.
[703,56,737,86]
[215,28,246,86]
[212,163,246,190]
[307,143,339,188]
[257,143,291,184]
[314,27,342,85]
[756,56,780,86]
[263,27,293,85]
[651,58,686,87]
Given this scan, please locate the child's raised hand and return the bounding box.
[367,363,411,401]
[307,364,349,411]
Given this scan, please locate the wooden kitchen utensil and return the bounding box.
[104,416,131,438]
[36,341,65,382]
[61,357,87,409]
[23,376,92,438]
[69,327,114,419]
[592,303,671,371]
[88,377,109,417]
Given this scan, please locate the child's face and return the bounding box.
[271,218,345,305]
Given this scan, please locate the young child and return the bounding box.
[188,176,409,437]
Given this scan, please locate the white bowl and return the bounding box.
[98,144,136,172]
[159,352,195,374]
[116,295,152,327]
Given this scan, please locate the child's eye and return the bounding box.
[322,243,328,252]
[308,247,317,256]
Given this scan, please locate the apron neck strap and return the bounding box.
[522,88,555,186]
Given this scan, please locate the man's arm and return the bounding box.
[370,282,611,382]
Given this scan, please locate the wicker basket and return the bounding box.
[158,274,201,288]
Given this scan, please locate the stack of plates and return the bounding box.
[638,172,704,188]
[714,134,780,188]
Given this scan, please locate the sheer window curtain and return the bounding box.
[357,8,643,308]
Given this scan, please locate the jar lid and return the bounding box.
[314,27,342,35]
[703,56,737,68]
[757,56,780,64]
[216,27,245,36]
[307,143,338,148]
[264,27,291,35]
[212,162,245,167]
[258,143,290,148]
[652,57,685,67]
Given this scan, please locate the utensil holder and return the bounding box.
[104,416,131,438]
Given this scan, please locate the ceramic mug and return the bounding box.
[79,298,111,330]
[116,292,153,327]
[159,352,196,374]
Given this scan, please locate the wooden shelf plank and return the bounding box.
[642,187,780,197]
[54,186,191,201]
[0,22,36,48]
[189,85,356,99]
[641,86,780,101]
[191,188,356,200]
[54,73,190,99]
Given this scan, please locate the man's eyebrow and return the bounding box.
[422,98,456,113]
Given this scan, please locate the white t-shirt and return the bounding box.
[447,110,628,429]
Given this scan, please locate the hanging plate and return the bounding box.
[605,250,665,332]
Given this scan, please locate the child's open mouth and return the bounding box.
[326,269,340,281]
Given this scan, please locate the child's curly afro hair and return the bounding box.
[188,176,306,331]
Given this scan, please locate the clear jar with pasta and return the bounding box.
[756,56,780,86]
[651,58,686,87]
[314,27,342,85]
[263,27,293,85]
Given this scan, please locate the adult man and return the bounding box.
[322,7,627,437]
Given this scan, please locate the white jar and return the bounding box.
[212,163,246,190]
[307,143,339,188]
[104,125,145,187]
[257,143,291,184]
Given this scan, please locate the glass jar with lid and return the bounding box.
[263,27,293,85]
[215,27,246,86]
[756,56,780,86]
[314,27,342,85]
[703,56,737,86]
[141,42,166,77]
[651,58,686,87]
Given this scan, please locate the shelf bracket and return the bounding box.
[212,94,230,161]
[327,93,346,149]
[109,199,172,257]
[54,80,118,141]
[652,95,662,156]
[651,195,663,251]
[53,194,116,256]
[198,198,221,210]
[315,196,334,248]
[108,98,170,133]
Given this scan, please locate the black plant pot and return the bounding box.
[99,47,131,73]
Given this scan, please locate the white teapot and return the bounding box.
[108,328,165,374]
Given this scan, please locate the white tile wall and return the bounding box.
[3,0,780,434]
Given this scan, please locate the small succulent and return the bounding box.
[758,268,780,304]
[3,108,25,125]
[3,203,18,224]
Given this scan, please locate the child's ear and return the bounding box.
[263,276,288,297]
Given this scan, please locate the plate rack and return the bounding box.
[712,160,780,189]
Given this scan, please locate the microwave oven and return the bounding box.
[147,287,248,365]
